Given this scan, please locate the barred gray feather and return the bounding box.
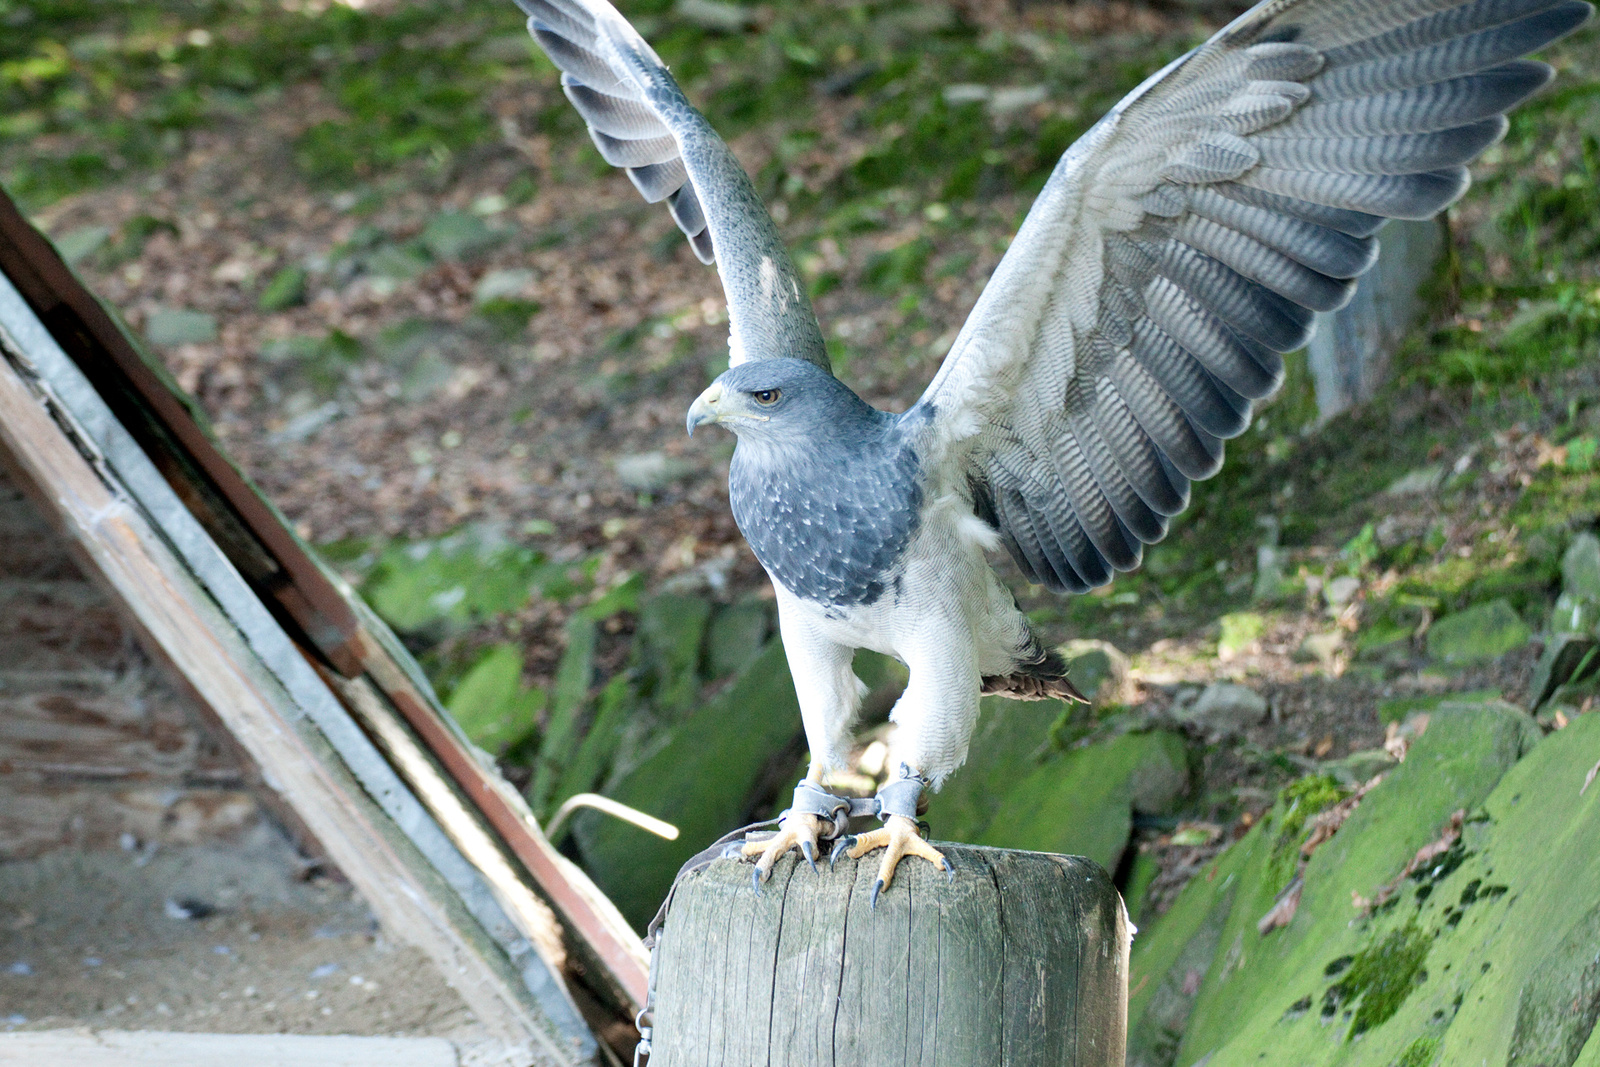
[517,0,829,369]
[912,0,1587,592]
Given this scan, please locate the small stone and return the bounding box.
[1527,632,1600,710]
[988,85,1049,115]
[420,211,500,261]
[145,309,218,346]
[1426,599,1532,666]
[53,225,110,265]
[615,451,693,491]
[163,897,215,920]
[1217,613,1266,659]
[1558,532,1600,627]
[1059,639,1132,706]
[474,268,534,305]
[1562,533,1600,596]
[943,84,990,106]
[675,0,759,31]
[1297,631,1345,669]
[1324,575,1361,611]
[1385,465,1445,497]
[1175,683,1267,740]
[366,243,431,281]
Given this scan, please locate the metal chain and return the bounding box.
[634,817,778,1065]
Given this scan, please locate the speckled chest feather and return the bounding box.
[728,414,924,608]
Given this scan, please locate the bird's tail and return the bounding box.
[981,638,1089,703]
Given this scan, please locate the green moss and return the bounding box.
[1396,1035,1440,1067]
[1325,920,1431,1036]
[1218,612,1266,657]
[1263,773,1349,893]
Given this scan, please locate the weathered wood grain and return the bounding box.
[651,845,1128,1066]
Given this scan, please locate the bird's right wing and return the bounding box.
[911,0,1589,593]
[517,0,829,371]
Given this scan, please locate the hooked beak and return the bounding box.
[686,381,724,436]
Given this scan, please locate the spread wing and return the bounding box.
[516,0,829,370]
[914,0,1590,593]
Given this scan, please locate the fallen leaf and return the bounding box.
[1384,722,1410,762]
[1354,808,1465,916]
[1313,733,1334,759]
[1400,809,1465,879]
[1257,876,1303,935]
[1301,774,1384,858]
[1554,710,1570,730]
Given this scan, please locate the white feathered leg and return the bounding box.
[742,587,867,882]
[846,613,974,901]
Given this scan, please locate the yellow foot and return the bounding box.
[840,814,952,906]
[741,812,823,887]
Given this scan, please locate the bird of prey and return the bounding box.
[517,0,1590,898]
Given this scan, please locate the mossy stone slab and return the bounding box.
[925,694,1188,873]
[1426,598,1532,665]
[1128,699,1547,1065]
[572,638,801,929]
[1576,1016,1600,1067]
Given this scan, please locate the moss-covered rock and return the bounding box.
[1127,699,1600,1066]
[1426,598,1533,665]
[925,696,1189,873]
[571,637,801,929]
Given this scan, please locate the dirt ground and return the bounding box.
[0,826,493,1045]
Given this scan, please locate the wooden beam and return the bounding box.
[0,1030,458,1067]
[360,636,650,1011]
[0,310,563,1063]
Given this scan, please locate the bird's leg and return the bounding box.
[839,767,950,906]
[741,773,851,885]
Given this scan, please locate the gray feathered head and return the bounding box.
[686,358,876,444]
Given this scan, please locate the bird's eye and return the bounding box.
[752,389,781,406]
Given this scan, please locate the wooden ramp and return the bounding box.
[0,183,644,1062]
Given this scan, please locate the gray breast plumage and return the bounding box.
[728,413,924,608]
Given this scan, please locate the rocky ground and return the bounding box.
[7,0,1600,1056]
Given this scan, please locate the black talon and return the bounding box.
[751,867,764,893]
[944,856,955,884]
[830,836,855,870]
[800,838,818,874]
[870,878,884,909]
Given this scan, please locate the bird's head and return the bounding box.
[686,358,869,444]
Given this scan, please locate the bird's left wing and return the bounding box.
[517,0,828,370]
[914,0,1590,593]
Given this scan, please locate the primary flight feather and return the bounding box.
[515,0,1590,897]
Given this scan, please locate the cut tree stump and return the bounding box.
[649,844,1128,1066]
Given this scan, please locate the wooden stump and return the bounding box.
[649,844,1128,1066]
